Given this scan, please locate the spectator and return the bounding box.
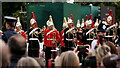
[0,39,10,68]
[95,44,111,66]
[103,54,117,68]
[7,35,27,68]
[110,55,120,68]
[106,41,118,55]
[55,51,80,68]
[2,16,18,43]
[17,57,41,68]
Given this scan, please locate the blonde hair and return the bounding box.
[0,39,10,67]
[17,57,41,68]
[95,45,111,66]
[55,51,80,68]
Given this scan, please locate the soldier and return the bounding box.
[83,15,94,45]
[44,15,61,67]
[2,16,18,43]
[64,14,77,51]
[85,14,94,29]
[76,19,83,45]
[15,17,27,40]
[60,17,68,52]
[28,12,42,57]
[106,10,114,26]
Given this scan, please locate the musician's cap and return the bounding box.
[4,16,17,23]
[30,18,36,25]
[46,15,54,26]
[94,19,99,27]
[63,17,68,28]
[49,15,53,23]
[30,12,38,28]
[107,16,112,22]
[46,20,54,26]
[16,17,21,27]
[67,18,73,24]
[76,19,80,27]
[81,18,84,28]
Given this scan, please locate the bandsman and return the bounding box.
[76,19,83,45]
[60,17,68,52]
[15,17,27,40]
[28,12,43,57]
[64,14,77,51]
[44,15,61,67]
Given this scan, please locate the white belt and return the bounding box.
[105,35,113,38]
[62,39,64,40]
[66,38,73,41]
[47,39,55,40]
[29,38,39,40]
[87,38,93,41]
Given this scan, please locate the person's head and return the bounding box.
[5,16,16,29]
[106,41,118,55]
[0,39,10,67]
[55,51,80,68]
[103,54,117,68]
[30,18,38,28]
[47,25,54,30]
[67,19,73,28]
[95,45,111,66]
[17,57,41,68]
[7,35,26,56]
[6,22,15,29]
[16,26,22,31]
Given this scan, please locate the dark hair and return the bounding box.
[103,54,117,68]
[6,22,15,28]
[8,35,26,56]
[106,41,118,55]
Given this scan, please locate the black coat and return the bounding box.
[28,27,43,57]
[2,29,18,43]
[64,28,77,49]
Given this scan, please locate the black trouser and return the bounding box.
[45,46,56,68]
[28,40,39,57]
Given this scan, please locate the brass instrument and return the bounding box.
[86,28,95,41]
[33,28,42,37]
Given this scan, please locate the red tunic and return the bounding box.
[16,30,27,39]
[44,29,61,47]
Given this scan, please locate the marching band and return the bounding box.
[1,10,120,67]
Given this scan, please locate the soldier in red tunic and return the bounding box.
[15,17,27,40]
[44,15,61,67]
[60,17,68,52]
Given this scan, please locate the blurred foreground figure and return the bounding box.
[0,39,10,68]
[17,57,41,68]
[8,35,27,68]
[28,12,42,57]
[2,16,18,43]
[55,51,80,68]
